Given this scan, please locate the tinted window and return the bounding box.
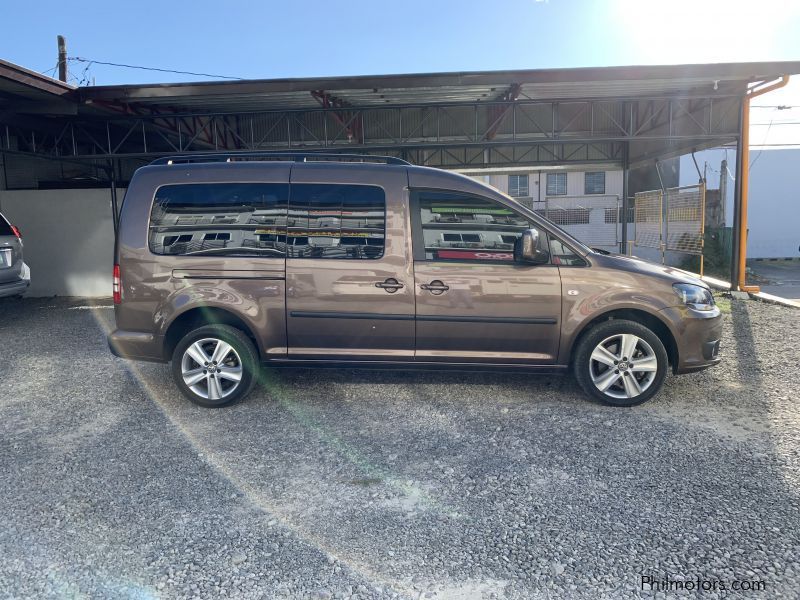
[149,183,288,256]
[288,184,385,259]
[0,214,13,236]
[416,191,531,262]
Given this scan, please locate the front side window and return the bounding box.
[584,171,606,195]
[415,191,532,263]
[546,172,567,196]
[287,184,385,259]
[508,174,529,197]
[149,183,288,256]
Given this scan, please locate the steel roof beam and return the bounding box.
[483,83,521,141]
[310,90,363,143]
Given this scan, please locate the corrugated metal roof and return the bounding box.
[78,62,800,114]
[0,59,74,108]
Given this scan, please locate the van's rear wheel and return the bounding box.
[171,324,258,408]
[573,319,668,407]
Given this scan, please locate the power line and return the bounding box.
[39,62,59,77]
[68,56,243,80]
[749,119,774,171]
[749,143,800,147]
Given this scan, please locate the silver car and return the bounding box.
[0,212,30,298]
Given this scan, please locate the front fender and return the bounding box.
[557,268,681,364]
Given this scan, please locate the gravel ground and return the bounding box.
[1,295,799,599]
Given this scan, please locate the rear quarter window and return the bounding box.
[148,183,288,257]
[0,214,14,236]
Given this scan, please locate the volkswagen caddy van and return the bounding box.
[108,153,721,408]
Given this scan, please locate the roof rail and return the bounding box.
[149,152,411,166]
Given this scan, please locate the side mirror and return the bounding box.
[514,228,550,265]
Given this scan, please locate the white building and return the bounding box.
[466,168,625,251]
[680,148,800,259]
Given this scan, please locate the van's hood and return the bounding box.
[589,251,708,288]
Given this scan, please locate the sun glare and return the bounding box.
[613,0,799,65]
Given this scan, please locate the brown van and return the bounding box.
[108,153,721,408]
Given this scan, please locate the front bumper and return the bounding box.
[659,304,723,374]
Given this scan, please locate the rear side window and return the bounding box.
[0,214,13,236]
[149,183,288,256]
[288,184,385,259]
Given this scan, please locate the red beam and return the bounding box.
[484,83,521,141]
[311,90,363,143]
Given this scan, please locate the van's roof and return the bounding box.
[139,155,497,196]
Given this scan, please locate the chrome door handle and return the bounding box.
[420,280,449,295]
[375,278,404,293]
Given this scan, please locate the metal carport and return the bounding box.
[2,59,800,289]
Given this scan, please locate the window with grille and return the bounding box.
[605,207,635,224]
[546,172,567,196]
[508,174,529,197]
[535,208,590,225]
[584,171,606,195]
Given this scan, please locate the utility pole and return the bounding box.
[57,35,67,83]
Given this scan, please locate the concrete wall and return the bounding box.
[680,148,800,259]
[0,188,120,297]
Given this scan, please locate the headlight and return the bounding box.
[673,283,715,310]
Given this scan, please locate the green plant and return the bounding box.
[681,227,731,279]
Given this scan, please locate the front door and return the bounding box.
[285,164,414,360]
[411,189,562,364]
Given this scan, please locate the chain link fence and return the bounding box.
[632,184,706,274]
[665,185,705,254]
[634,190,663,250]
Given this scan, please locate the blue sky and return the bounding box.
[2,0,799,85]
[2,0,800,145]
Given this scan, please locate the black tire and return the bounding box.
[573,319,669,407]
[171,324,259,408]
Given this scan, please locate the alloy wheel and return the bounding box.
[180,337,243,401]
[589,333,658,400]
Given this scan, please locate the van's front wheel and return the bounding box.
[573,320,668,407]
[171,324,258,407]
